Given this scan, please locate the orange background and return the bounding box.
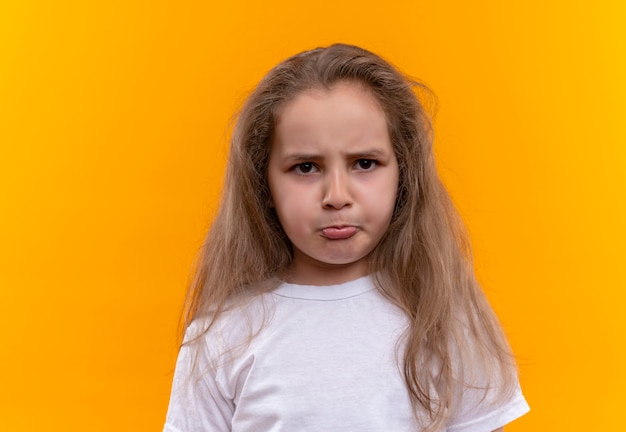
[1,0,625,430]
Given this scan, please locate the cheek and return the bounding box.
[272,190,312,230]
[274,208,310,247]
[272,187,302,213]
[364,175,399,217]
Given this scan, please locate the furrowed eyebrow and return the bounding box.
[345,149,386,159]
[282,153,320,164]
[280,149,389,164]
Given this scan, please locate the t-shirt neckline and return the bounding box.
[273,275,375,301]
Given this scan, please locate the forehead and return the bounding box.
[276,81,384,122]
[272,82,390,154]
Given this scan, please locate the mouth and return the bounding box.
[321,225,358,240]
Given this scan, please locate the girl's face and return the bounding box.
[268,82,399,285]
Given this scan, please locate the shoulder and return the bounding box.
[185,290,277,356]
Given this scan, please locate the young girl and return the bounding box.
[164,43,529,432]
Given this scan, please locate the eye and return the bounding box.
[293,162,317,175]
[355,159,376,171]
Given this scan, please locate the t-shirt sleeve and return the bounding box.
[446,380,530,432]
[163,324,234,432]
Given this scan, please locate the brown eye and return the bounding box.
[294,162,317,174]
[355,159,376,171]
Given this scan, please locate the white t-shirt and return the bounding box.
[164,276,529,431]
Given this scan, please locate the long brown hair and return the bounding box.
[183,43,516,431]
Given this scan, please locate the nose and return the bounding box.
[322,169,352,209]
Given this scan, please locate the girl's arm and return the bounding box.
[163,325,234,432]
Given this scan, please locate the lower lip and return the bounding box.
[321,226,358,240]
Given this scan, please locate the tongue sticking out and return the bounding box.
[322,226,358,240]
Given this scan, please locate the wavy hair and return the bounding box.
[183,43,516,431]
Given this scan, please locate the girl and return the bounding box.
[164,44,529,432]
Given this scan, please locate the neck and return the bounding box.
[286,259,369,286]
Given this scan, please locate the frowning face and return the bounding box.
[268,82,399,286]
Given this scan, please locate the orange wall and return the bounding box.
[1,1,625,430]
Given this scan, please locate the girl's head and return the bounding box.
[222,43,439,284]
[267,81,400,285]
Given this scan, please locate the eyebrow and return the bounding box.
[282,149,388,163]
[282,153,319,163]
